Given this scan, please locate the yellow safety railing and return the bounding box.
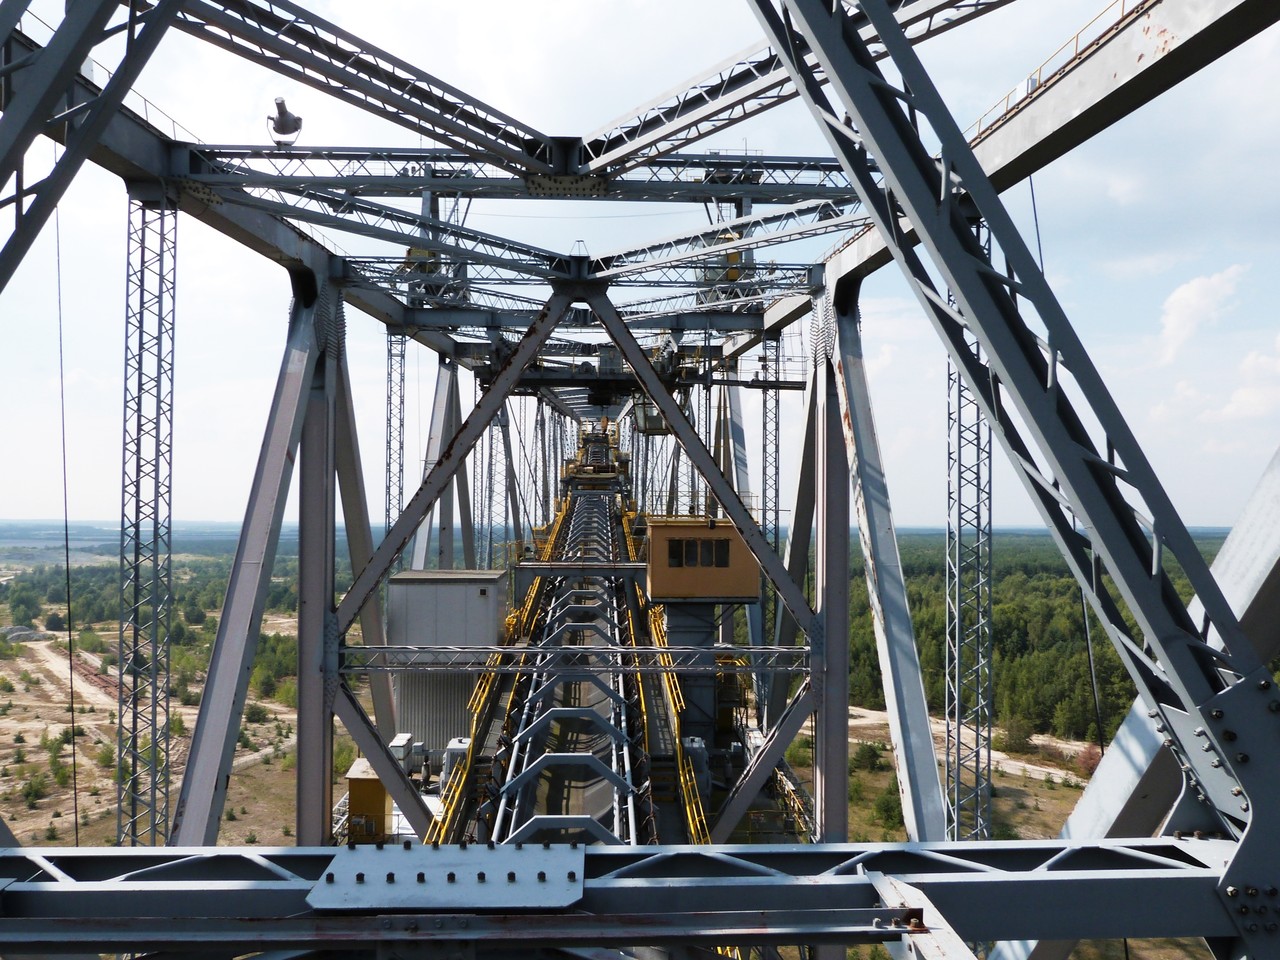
[649,605,712,846]
[430,494,580,844]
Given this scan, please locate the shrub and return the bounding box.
[21,773,48,808]
[274,679,298,709]
[244,703,270,725]
[872,778,904,829]
[852,742,883,772]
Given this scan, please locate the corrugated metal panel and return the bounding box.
[394,672,474,755]
[388,570,508,647]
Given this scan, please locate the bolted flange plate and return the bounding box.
[307,843,585,911]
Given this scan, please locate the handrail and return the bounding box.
[965,0,1147,140]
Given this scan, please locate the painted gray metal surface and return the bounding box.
[0,839,1240,951]
[170,285,322,846]
[296,322,338,845]
[813,352,849,842]
[0,1,182,294]
[338,289,575,635]
[117,191,176,846]
[335,356,396,736]
[305,843,585,910]
[591,290,814,631]
[831,295,946,843]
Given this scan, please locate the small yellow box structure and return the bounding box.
[345,757,393,844]
[645,517,760,602]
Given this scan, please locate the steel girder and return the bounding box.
[723,0,1280,361]
[200,183,569,279]
[590,290,814,631]
[579,0,1017,174]
[170,0,557,176]
[751,0,1277,952]
[0,838,1242,952]
[337,289,577,635]
[0,0,183,295]
[340,644,808,675]
[179,145,858,205]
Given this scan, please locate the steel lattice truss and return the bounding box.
[5,0,1280,957]
[945,337,994,842]
[117,192,176,847]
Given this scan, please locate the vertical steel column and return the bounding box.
[831,291,947,842]
[946,340,994,841]
[409,357,456,571]
[117,188,175,846]
[335,355,395,738]
[384,332,406,550]
[295,304,338,845]
[760,335,782,654]
[498,404,522,556]
[170,281,322,846]
[812,350,849,844]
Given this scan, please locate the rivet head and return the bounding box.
[568,870,577,882]
[417,872,425,883]
[1249,888,1261,897]
[1211,709,1225,720]
[355,872,365,884]
[386,872,395,884]
[325,872,335,884]
[1270,701,1280,713]
[1259,679,1272,691]
[403,840,412,850]
[1229,887,1241,898]
[538,871,547,882]
[508,871,516,883]
[1223,730,1238,742]
[447,872,456,883]
[477,871,486,883]
[1238,753,1251,764]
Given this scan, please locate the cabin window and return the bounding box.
[665,537,732,568]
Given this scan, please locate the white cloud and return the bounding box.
[1201,333,1280,423]
[1155,264,1248,366]
[1101,250,1193,281]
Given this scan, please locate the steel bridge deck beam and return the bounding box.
[0,839,1241,951]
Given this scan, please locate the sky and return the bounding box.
[2,1,1279,534]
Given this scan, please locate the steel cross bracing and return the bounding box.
[385,330,407,559]
[170,0,559,176]
[179,145,859,205]
[117,188,176,846]
[0,0,184,296]
[750,0,1280,953]
[578,0,1017,174]
[945,339,994,842]
[7,0,1280,952]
